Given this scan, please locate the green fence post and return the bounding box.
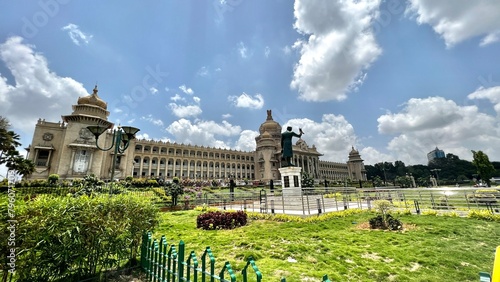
[141,232,152,270]
[148,237,157,280]
[186,250,199,282]
[153,239,159,282]
[168,245,177,282]
[160,236,168,282]
[242,257,262,282]
[220,261,236,282]
[201,247,215,282]
[178,240,185,282]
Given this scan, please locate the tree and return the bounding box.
[371,175,383,187]
[471,150,495,186]
[301,171,315,188]
[7,155,35,178]
[0,116,35,178]
[166,177,184,206]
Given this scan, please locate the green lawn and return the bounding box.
[150,209,499,282]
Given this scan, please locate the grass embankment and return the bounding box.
[152,210,500,282]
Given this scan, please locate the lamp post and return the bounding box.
[87,124,140,194]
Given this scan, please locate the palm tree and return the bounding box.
[7,155,35,178]
[0,116,22,164]
[0,116,35,179]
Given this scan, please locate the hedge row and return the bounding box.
[0,193,159,281]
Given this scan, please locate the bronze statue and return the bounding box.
[281,126,303,167]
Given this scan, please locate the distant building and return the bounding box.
[26,86,366,182]
[427,147,445,163]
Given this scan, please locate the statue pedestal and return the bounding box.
[279,167,302,197]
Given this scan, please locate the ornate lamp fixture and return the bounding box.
[87,124,140,194]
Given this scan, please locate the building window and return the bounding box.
[73,149,90,173]
[36,149,50,166]
[293,176,299,187]
[284,176,290,188]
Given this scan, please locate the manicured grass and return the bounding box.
[152,209,499,282]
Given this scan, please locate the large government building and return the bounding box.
[26,87,367,183]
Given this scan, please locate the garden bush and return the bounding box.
[197,210,247,230]
[368,200,403,230]
[369,214,403,230]
[1,193,158,281]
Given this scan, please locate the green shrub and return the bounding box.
[47,174,59,186]
[369,214,403,230]
[4,194,159,281]
[368,200,403,230]
[324,192,342,199]
[196,210,247,230]
[467,209,500,221]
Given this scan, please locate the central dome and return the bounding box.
[259,110,281,135]
[77,85,107,110]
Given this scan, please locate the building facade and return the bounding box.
[26,87,366,183]
[427,147,445,163]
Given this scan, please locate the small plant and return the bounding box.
[369,200,403,230]
[196,210,247,230]
[165,177,184,206]
[47,174,59,186]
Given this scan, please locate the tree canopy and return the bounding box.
[471,150,496,186]
[365,152,496,187]
[0,116,35,178]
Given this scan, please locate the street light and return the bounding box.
[87,124,140,194]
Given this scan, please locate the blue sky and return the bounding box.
[1,0,500,173]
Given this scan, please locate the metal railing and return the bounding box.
[199,187,500,216]
[6,185,499,215]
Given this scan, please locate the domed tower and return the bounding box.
[255,110,282,181]
[54,85,116,179]
[347,146,367,181]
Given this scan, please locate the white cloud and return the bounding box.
[377,96,500,164]
[149,87,158,95]
[359,147,393,165]
[467,86,500,114]
[407,0,500,47]
[197,66,209,77]
[166,118,242,148]
[264,46,270,58]
[228,93,264,109]
[480,32,500,47]
[179,84,194,95]
[168,103,202,118]
[0,36,87,135]
[290,0,382,101]
[234,130,259,151]
[169,96,202,118]
[135,133,150,140]
[238,41,249,59]
[285,114,358,162]
[170,94,184,102]
[61,23,93,46]
[377,97,462,134]
[141,114,164,127]
[283,45,292,55]
[222,113,232,119]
